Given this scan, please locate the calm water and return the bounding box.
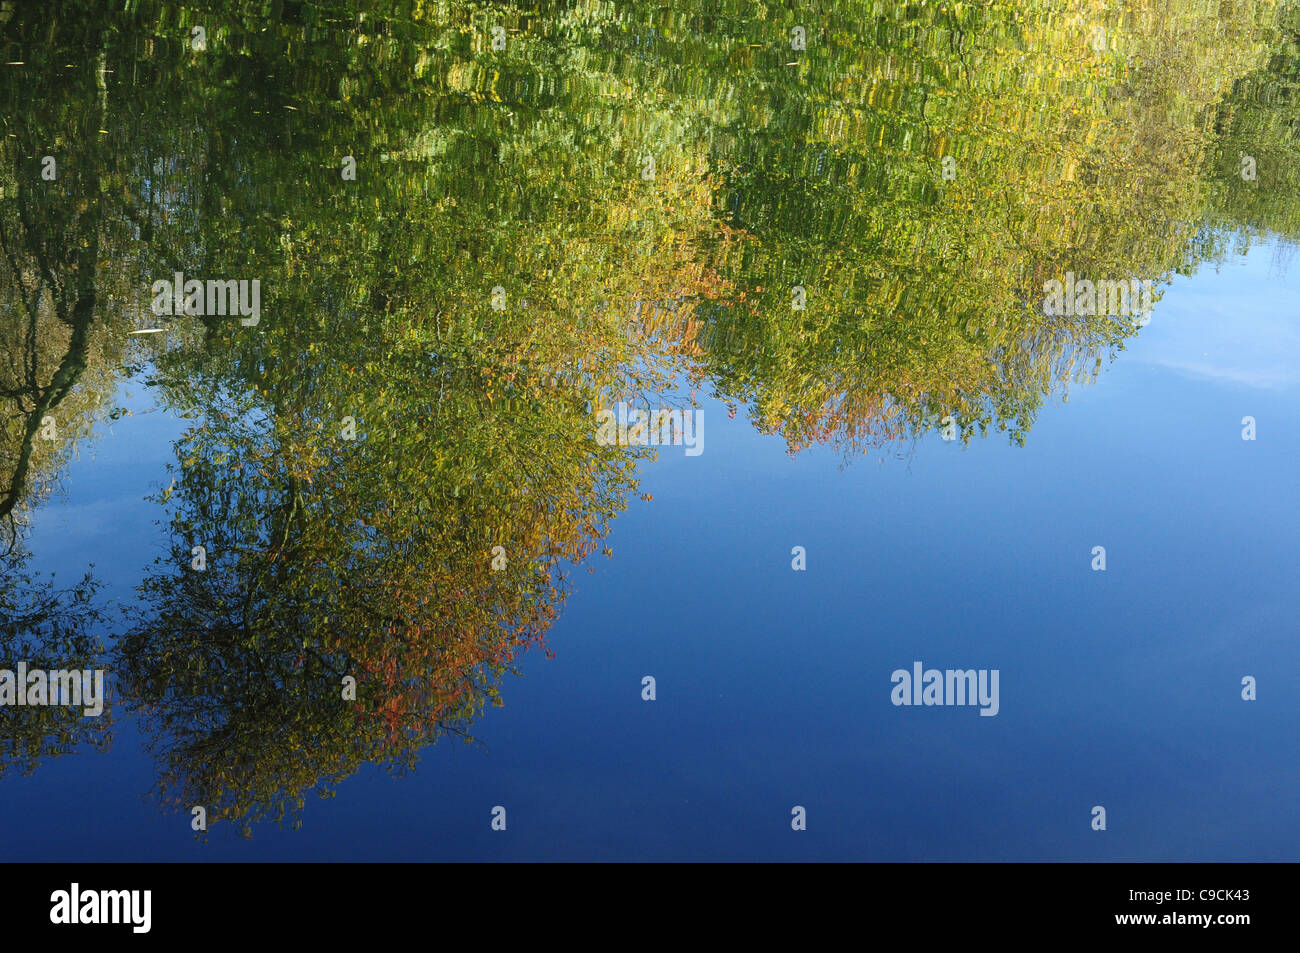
[1,0,1298,861]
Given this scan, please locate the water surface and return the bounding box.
[0,0,1297,860]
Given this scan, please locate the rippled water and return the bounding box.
[1,0,1297,860]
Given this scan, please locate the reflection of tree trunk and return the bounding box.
[0,313,92,523]
[0,148,101,524]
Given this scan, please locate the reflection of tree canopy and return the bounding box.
[105,0,721,831]
[0,1,145,778]
[2,0,1299,829]
[119,337,648,833]
[1204,1,1300,245]
[683,0,1300,451]
[0,548,110,779]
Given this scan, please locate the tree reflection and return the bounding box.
[0,0,1296,823]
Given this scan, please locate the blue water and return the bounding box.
[3,245,1295,861]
